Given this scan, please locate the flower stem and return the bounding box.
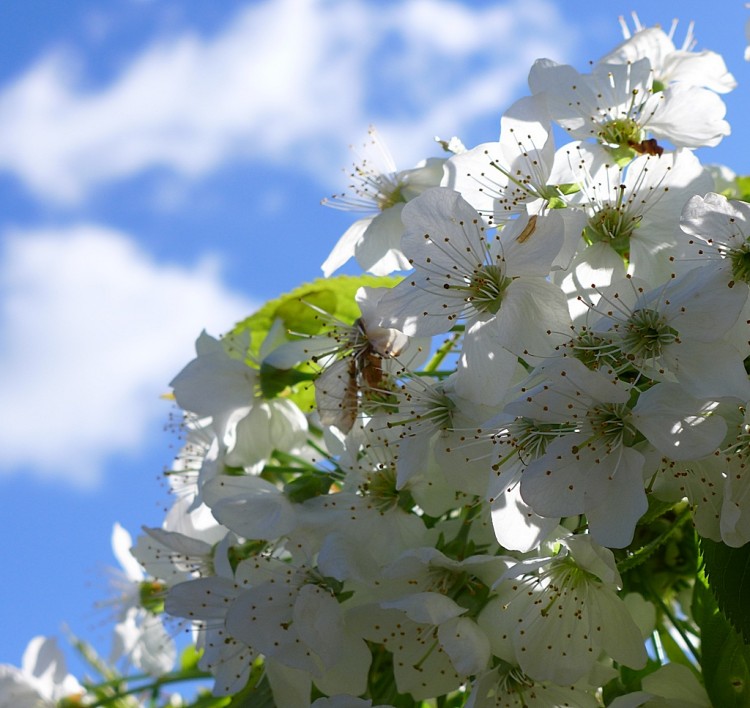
[424,332,461,373]
[618,506,692,574]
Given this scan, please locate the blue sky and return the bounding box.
[1,0,748,682]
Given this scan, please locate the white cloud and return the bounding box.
[0,0,578,203]
[0,226,255,486]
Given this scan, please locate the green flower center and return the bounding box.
[364,464,415,512]
[621,308,679,359]
[386,388,455,434]
[583,205,640,258]
[569,329,626,371]
[464,264,512,314]
[598,117,644,149]
[506,417,576,461]
[139,580,167,614]
[586,402,635,449]
[494,661,536,694]
[722,409,750,460]
[729,243,750,284]
[376,182,406,210]
[424,566,491,617]
[547,556,604,593]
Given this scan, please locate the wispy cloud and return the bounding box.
[0,0,578,203]
[0,226,254,486]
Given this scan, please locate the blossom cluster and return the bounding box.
[5,14,750,708]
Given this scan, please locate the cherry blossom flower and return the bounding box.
[588,272,749,400]
[322,127,444,276]
[466,662,600,708]
[443,95,560,224]
[486,536,646,685]
[171,331,309,474]
[165,548,258,696]
[601,17,736,94]
[106,523,176,676]
[556,142,712,285]
[506,357,726,546]
[0,637,83,707]
[529,57,730,151]
[378,187,570,404]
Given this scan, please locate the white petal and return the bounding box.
[641,663,711,704]
[382,593,464,625]
[589,586,648,671]
[455,317,518,406]
[165,577,238,621]
[438,617,491,676]
[293,585,344,669]
[170,332,256,419]
[203,475,298,540]
[490,278,571,361]
[489,467,558,552]
[111,523,144,582]
[355,205,410,275]
[494,211,564,278]
[321,217,371,277]
[632,383,726,460]
[648,84,729,148]
[400,187,487,272]
[584,447,647,548]
[662,340,750,400]
[521,435,590,517]
[265,660,313,708]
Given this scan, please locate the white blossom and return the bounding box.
[487,536,646,685]
[0,637,83,708]
[322,127,444,276]
[529,57,730,150]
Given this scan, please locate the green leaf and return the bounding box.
[259,361,317,400]
[230,275,399,362]
[693,575,750,706]
[229,275,398,411]
[547,196,567,209]
[719,175,750,203]
[735,176,750,199]
[700,537,750,644]
[225,674,276,707]
[601,658,661,704]
[283,472,334,502]
[658,626,698,672]
[180,644,202,672]
[618,503,689,575]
